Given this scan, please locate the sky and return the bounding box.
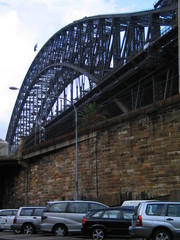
[0,0,156,141]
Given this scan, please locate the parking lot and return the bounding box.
[0,231,142,240]
[0,231,87,240]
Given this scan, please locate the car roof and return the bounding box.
[47,200,108,205]
[89,206,133,212]
[19,206,45,208]
[0,209,18,211]
[122,200,158,207]
[142,201,180,204]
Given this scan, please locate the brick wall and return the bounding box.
[2,95,180,208]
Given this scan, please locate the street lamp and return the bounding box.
[9,86,79,200]
[72,101,78,200]
[46,94,78,200]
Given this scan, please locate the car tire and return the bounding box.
[92,227,105,240]
[152,229,172,240]
[53,224,67,236]
[22,223,35,234]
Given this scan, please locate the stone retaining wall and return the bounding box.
[2,95,180,208]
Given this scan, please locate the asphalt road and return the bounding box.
[0,231,143,240]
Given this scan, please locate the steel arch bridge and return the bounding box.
[6,0,178,152]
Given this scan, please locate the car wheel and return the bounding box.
[22,223,35,234]
[92,227,105,240]
[53,224,67,236]
[153,229,172,240]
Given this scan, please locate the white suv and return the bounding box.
[129,201,180,240]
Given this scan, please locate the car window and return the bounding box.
[34,208,44,216]
[20,208,33,216]
[103,210,120,219]
[91,210,104,218]
[13,210,18,215]
[146,204,164,216]
[68,202,88,213]
[167,204,180,217]
[89,203,106,210]
[0,210,12,216]
[122,209,134,219]
[49,203,67,213]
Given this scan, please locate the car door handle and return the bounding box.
[166,218,174,221]
[33,217,37,219]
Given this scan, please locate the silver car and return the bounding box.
[40,200,108,236]
[11,206,45,234]
[129,201,180,240]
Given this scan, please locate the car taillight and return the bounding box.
[82,218,86,228]
[136,215,142,226]
[13,216,17,224]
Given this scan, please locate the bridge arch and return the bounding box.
[6,0,178,151]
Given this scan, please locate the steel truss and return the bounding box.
[6,0,178,151]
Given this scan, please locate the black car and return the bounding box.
[81,207,134,240]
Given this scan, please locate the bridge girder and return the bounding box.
[6,1,178,151]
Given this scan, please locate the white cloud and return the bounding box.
[0,11,36,74]
[0,9,37,139]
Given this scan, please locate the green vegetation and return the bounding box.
[78,102,108,127]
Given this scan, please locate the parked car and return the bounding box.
[11,206,45,234]
[81,207,134,240]
[0,209,18,231]
[129,201,180,240]
[40,200,108,236]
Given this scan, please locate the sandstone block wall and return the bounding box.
[2,95,180,208]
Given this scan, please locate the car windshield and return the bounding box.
[123,209,134,219]
[0,210,12,216]
[134,203,143,217]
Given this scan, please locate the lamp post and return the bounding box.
[46,94,78,200]
[72,102,78,200]
[9,87,79,200]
